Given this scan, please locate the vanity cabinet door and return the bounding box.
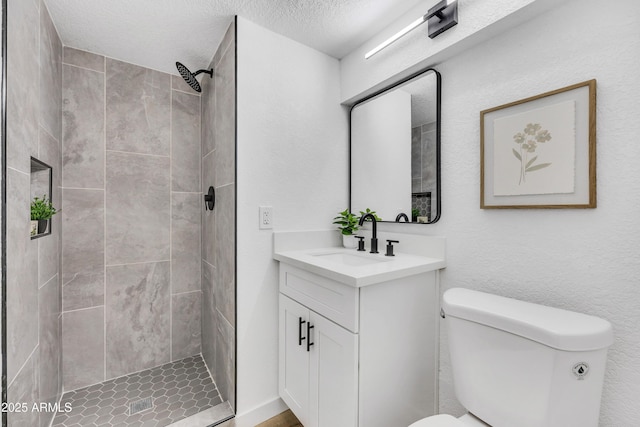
[309,311,358,427]
[279,295,311,426]
[280,294,359,427]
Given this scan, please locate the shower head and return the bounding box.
[176,61,213,93]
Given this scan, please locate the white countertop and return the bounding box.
[274,247,446,287]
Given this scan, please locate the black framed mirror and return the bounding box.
[349,68,441,224]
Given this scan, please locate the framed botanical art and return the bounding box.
[480,80,596,208]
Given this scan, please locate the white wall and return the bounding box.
[236,17,348,418]
[352,90,412,220]
[342,0,640,425]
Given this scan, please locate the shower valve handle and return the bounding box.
[204,186,215,211]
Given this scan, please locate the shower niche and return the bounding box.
[30,156,54,239]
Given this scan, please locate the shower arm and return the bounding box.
[192,68,214,78]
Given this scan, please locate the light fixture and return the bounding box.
[364,0,458,59]
[364,16,426,59]
[427,0,459,39]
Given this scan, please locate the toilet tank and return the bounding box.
[442,288,613,427]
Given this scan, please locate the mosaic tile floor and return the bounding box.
[52,355,223,427]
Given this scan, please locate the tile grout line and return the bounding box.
[59,186,104,191]
[172,190,203,195]
[171,85,201,97]
[104,56,108,384]
[6,342,39,392]
[172,289,202,297]
[56,34,63,422]
[105,148,170,158]
[105,259,171,268]
[199,79,203,360]
[38,272,57,291]
[7,166,30,177]
[61,61,105,74]
[39,120,59,146]
[201,85,205,368]
[60,46,66,400]
[202,258,217,270]
[170,81,174,363]
[62,305,105,315]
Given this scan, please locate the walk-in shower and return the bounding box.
[2,2,237,426]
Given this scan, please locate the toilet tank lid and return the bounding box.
[442,288,614,351]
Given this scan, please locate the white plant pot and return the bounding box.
[342,234,358,249]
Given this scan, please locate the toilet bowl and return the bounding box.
[410,413,489,426]
[409,288,613,427]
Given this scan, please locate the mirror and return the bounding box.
[350,68,441,224]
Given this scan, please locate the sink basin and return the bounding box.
[311,252,389,266]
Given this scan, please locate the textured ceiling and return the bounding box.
[44,0,425,75]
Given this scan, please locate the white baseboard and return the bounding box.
[233,397,289,427]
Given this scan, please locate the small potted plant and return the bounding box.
[411,208,420,222]
[31,195,57,236]
[359,208,382,222]
[333,209,360,248]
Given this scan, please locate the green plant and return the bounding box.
[411,208,420,219]
[333,209,359,236]
[31,195,57,220]
[359,208,382,222]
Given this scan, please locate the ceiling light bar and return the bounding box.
[365,0,458,60]
[365,16,426,59]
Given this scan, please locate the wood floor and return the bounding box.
[255,410,303,427]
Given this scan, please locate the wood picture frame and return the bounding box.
[480,80,596,209]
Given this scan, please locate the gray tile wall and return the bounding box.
[61,48,203,391]
[411,122,437,219]
[61,48,106,391]
[105,262,171,378]
[6,1,63,426]
[61,306,104,391]
[201,20,236,409]
[6,2,232,418]
[105,151,170,264]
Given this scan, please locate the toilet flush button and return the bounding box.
[572,362,589,380]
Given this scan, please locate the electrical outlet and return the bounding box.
[259,206,273,229]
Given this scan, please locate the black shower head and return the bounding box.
[176,61,213,93]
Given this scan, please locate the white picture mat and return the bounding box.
[482,84,591,206]
[493,100,576,196]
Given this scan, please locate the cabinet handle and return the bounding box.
[307,323,314,352]
[298,317,306,346]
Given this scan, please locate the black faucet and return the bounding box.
[358,213,378,254]
[395,213,409,222]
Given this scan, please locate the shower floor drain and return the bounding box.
[129,396,153,415]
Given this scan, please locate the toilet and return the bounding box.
[411,288,614,427]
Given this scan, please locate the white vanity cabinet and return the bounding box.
[278,262,440,427]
